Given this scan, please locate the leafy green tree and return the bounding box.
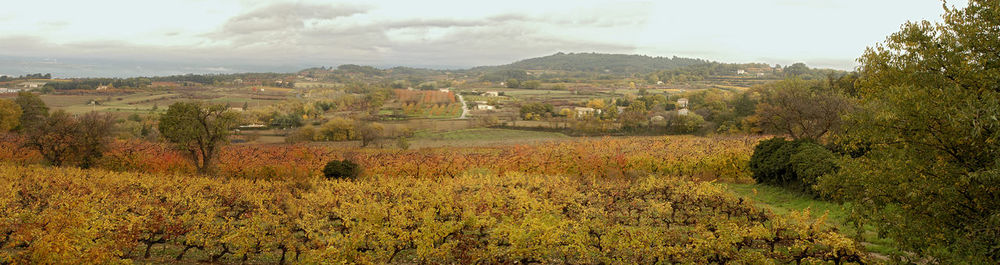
[505,78,521,88]
[666,112,704,134]
[317,117,356,141]
[0,99,21,132]
[619,100,648,131]
[519,102,553,120]
[522,80,542,89]
[159,101,239,174]
[783,63,810,77]
[358,122,384,147]
[817,1,1000,262]
[14,91,48,131]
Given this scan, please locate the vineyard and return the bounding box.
[81,136,758,183]
[0,135,867,264]
[0,164,864,264]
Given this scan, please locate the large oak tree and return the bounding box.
[159,101,239,174]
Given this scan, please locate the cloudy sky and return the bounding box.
[0,0,963,77]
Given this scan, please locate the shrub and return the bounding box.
[749,138,836,194]
[789,143,837,190]
[323,159,360,180]
[749,138,801,185]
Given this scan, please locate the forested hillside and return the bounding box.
[472,52,709,74]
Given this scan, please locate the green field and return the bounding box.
[725,183,900,258]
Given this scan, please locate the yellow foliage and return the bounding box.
[0,163,866,264]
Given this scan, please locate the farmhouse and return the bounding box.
[678,108,690,116]
[239,124,267,129]
[0,88,23,94]
[476,105,495,110]
[484,91,500,97]
[574,107,602,117]
[676,98,689,108]
[17,81,46,89]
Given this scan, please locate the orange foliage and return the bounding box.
[0,135,760,182]
[0,133,41,165]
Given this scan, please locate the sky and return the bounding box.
[0,0,966,77]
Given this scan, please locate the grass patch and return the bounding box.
[723,183,901,258]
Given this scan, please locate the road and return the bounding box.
[457,94,469,119]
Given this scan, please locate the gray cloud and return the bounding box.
[220,2,368,34]
[0,1,651,76]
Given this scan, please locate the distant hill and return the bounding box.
[471,52,710,74]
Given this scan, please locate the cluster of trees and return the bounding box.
[334,64,384,76]
[518,102,554,120]
[648,62,847,84]
[1,92,115,168]
[479,69,529,82]
[150,72,289,85]
[286,117,385,147]
[649,62,776,83]
[43,77,152,90]
[0,73,51,81]
[1,92,245,175]
[503,71,859,136]
[475,52,708,75]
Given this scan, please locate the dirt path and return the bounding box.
[458,94,468,119]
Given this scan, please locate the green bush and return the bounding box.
[789,143,838,190]
[749,138,801,185]
[749,138,836,195]
[323,159,360,180]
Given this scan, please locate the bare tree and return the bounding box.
[753,79,852,140]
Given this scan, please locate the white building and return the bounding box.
[476,105,495,110]
[239,124,267,129]
[17,82,46,89]
[676,98,689,108]
[484,91,500,97]
[574,107,602,117]
[678,108,689,116]
[0,88,23,94]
